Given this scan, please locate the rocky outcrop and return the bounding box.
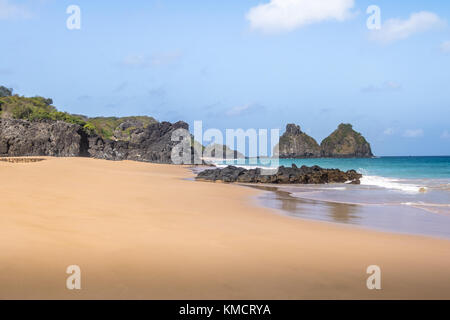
[112,118,152,141]
[274,124,321,158]
[87,120,195,163]
[0,119,83,157]
[320,123,373,158]
[196,164,362,184]
[0,118,199,164]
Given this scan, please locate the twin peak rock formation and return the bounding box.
[0,87,373,161]
[275,123,373,158]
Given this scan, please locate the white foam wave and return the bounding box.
[212,164,432,194]
[360,175,426,193]
[307,187,347,191]
[401,202,450,215]
[401,202,450,207]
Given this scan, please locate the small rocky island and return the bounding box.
[275,123,373,158]
[196,164,362,184]
[274,124,321,158]
[320,123,373,158]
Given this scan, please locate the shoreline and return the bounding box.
[1,157,450,299]
[187,165,450,241]
[193,162,450,238]
[245,184,450,240]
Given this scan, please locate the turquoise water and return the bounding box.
[219,156,450,179]
[210,156,450,237]
[216,156,450,193]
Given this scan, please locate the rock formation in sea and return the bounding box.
[275,123,373,159]
[274,124,321,158]
[320,123,373,158]
[196,164,362,184]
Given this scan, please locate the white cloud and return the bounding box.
[403,129,424,138]
[226,104,252,116]
[383,128,395,135]
[385,81,402,90]
[441,41,450,54]
[122,52,182,68]
[0,0,31,20]
[246,0,355,34]
[226,103,263,117]
[150,52,182,66]
[370,11,445,44]
[361,81,402,93]
[441,130,450,140]
[122,54,148,67]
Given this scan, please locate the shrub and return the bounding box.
[0,93,158,140]
[83,122,97,135]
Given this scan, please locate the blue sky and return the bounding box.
[1,0,449,156]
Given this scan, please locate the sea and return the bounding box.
[212,156,450,239]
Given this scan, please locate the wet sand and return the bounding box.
[1,157,450,299]
[251,185,450,239]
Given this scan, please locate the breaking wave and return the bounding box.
[360,175,427,193]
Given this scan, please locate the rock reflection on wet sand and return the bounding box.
[251,185,361,224]
[247,184,450,239]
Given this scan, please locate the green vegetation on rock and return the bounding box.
[87,116,157,140]
[320,123,373,158]
[321,124,366,147]
[0,95,86,127]
[0,91,158,140]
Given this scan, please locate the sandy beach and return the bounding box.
[0,157,450,299]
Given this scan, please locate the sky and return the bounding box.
[0,0,449,156]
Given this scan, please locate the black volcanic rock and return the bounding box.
[196,165,362,184]
[274,124,321,158]
[0,118,199,164]
[0,119,83,157]
[87,120,200,163]
[320,123,373,158]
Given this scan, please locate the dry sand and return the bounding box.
[0,157,449,299]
